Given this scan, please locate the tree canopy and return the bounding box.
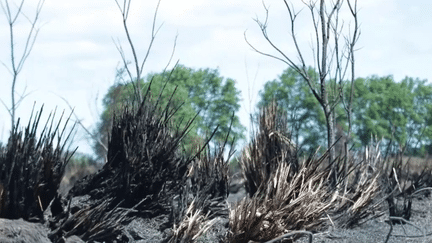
[258,67,432,156]
[257,67,346,154]
[352,76,432,155]
[93,65,245,161]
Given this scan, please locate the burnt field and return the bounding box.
[1,87,432,243]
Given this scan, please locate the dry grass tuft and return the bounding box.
[49,198,135,242]
[239,101,298,198]
[167,143,232,242]
[228,151,334,242]
[330,138,384,228]
[228,102,385,242]
[169,200,220,243]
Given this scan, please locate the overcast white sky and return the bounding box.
[0,0,431,155]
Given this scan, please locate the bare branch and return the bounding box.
[15,0,44,74]
[342,0,360,143]
[139,0,163,77]
[244,31,290,67]
[0,99,12,116]
[162,33,178,72]
[0,61,12,75]
[251,2,298,69]
[246,3,322,103]
[113,38,134,84]
[13,84,32,109]
[1,0,45,131]
[114,0,165,102]
[113,37,145,103]
[116,0,141,95]
[283,1,307,69]
[56,94,109,156]
[250,0,361,184]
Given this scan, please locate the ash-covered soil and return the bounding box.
[225,186,432,243]
[195,185,432,243]
[127,188,432,243]
[224,178,432,243]
[2,184,431,242]
[296,195,432,243]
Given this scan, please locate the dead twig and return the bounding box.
[263,230,313,243]
[388,216,427,239]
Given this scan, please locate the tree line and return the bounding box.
[93,65,245,161]
[258,67,432,157]
[2,0,430,165]
[93,65,432,162]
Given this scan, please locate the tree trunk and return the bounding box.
[325,105,336,185]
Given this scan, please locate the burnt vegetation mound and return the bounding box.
[51,80,234,242]
[1,85,432,242]
[0,107,75,222]
[229,102,384,243]
[0,78,234,242]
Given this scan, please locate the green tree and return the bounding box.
[258,67,350,154]
[93,65,245,161]
[352,76,432,156]
[258,68,432,157]
[257,67,325,152]
[410,78,432,155]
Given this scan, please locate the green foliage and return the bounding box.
[352,76,432,155]
[93,65,245,161]
[257,67,345,153]
[228,155,241,177]
[67,152,98,168]
[257,67,432,156]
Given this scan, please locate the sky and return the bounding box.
[0,0,431,156]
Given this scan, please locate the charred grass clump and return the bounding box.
[330,138,384,228]
[167,146,232,242]
[68,95,191,216]
[228,102,384,242]
[47,79,232,242]
[51,81,196,241]
[0,107,75,222]
[378,145,432,224]
[3,86,432,242]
